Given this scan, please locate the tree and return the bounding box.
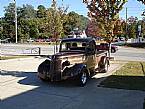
[45,0,64,39]
[79,15,89,30]
[43,0,65,53]
[1,2,89,42]
[137,0,145,4]
[127,16,138,39]
[37,5,47,18]
[64,11,88,35]
[0,18,3,39]
[141,20,145,38]
[83,0,127,42]
[17,4,37,41]
[18,4,36,19]
[18,18,39,41]
[3,3,15,41]
[142,9,145,19]
[65,11,81,33]
[86,19,105,37]
[83,0,127,57]
[113,19,125,37]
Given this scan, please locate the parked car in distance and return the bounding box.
[36,39,45,42]
[37,38,109,86]
[27,38,35,42]
[96,43,118,53]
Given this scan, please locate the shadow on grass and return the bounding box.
[99,75,145,91]
[140,62,145,76]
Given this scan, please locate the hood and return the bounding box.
[52,51,85,59]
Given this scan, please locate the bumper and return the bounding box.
[38,69,75,81]
[38,71,63,81]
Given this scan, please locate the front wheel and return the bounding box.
[77,68,88,87]
[38,72,51,82]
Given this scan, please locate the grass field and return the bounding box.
[99,61,145,91]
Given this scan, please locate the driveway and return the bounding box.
[0,57,145,109]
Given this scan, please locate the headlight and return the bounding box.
[62,60,70,67]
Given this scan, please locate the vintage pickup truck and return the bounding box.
[37,37,109,86]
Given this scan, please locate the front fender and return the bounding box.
[69,64,87,76]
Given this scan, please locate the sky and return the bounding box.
[0,0,145,20]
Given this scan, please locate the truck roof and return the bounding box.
[61,37,95,43]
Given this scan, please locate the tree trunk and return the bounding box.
[108,42,111,58]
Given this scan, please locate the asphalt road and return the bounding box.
[112,46,145,62]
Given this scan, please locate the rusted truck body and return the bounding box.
[38,38,109,86]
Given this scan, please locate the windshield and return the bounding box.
[60,41,87,52]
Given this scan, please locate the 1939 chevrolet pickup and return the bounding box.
[37,37,109,86]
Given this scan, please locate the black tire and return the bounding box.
[77,68,88,87]
[38,72,51,82]
[99,58,109,73]
[102,59,109,73]
[39,76,48,82]
[38,60,51,82]
[111,48,116,53]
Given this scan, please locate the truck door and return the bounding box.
[86,40,96,70]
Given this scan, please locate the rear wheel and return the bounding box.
[99,57,109,73]
[111,48,116,53]
[103,59,109,73]
[77,68,88,87]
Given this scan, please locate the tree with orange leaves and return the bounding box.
[83,0,127,42]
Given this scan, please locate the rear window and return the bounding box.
[60,41,87,52]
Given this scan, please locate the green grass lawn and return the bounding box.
[99,61,145,91]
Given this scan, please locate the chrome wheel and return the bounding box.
[77,68,88,87]
[99,58,109,73]
[102,59,109,73]
[81,72,87,84]
[104,61,108,72]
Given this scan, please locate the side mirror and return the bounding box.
[85,47,92,55]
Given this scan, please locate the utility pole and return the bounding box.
[14,0,18,43]
[126,7,128,39]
